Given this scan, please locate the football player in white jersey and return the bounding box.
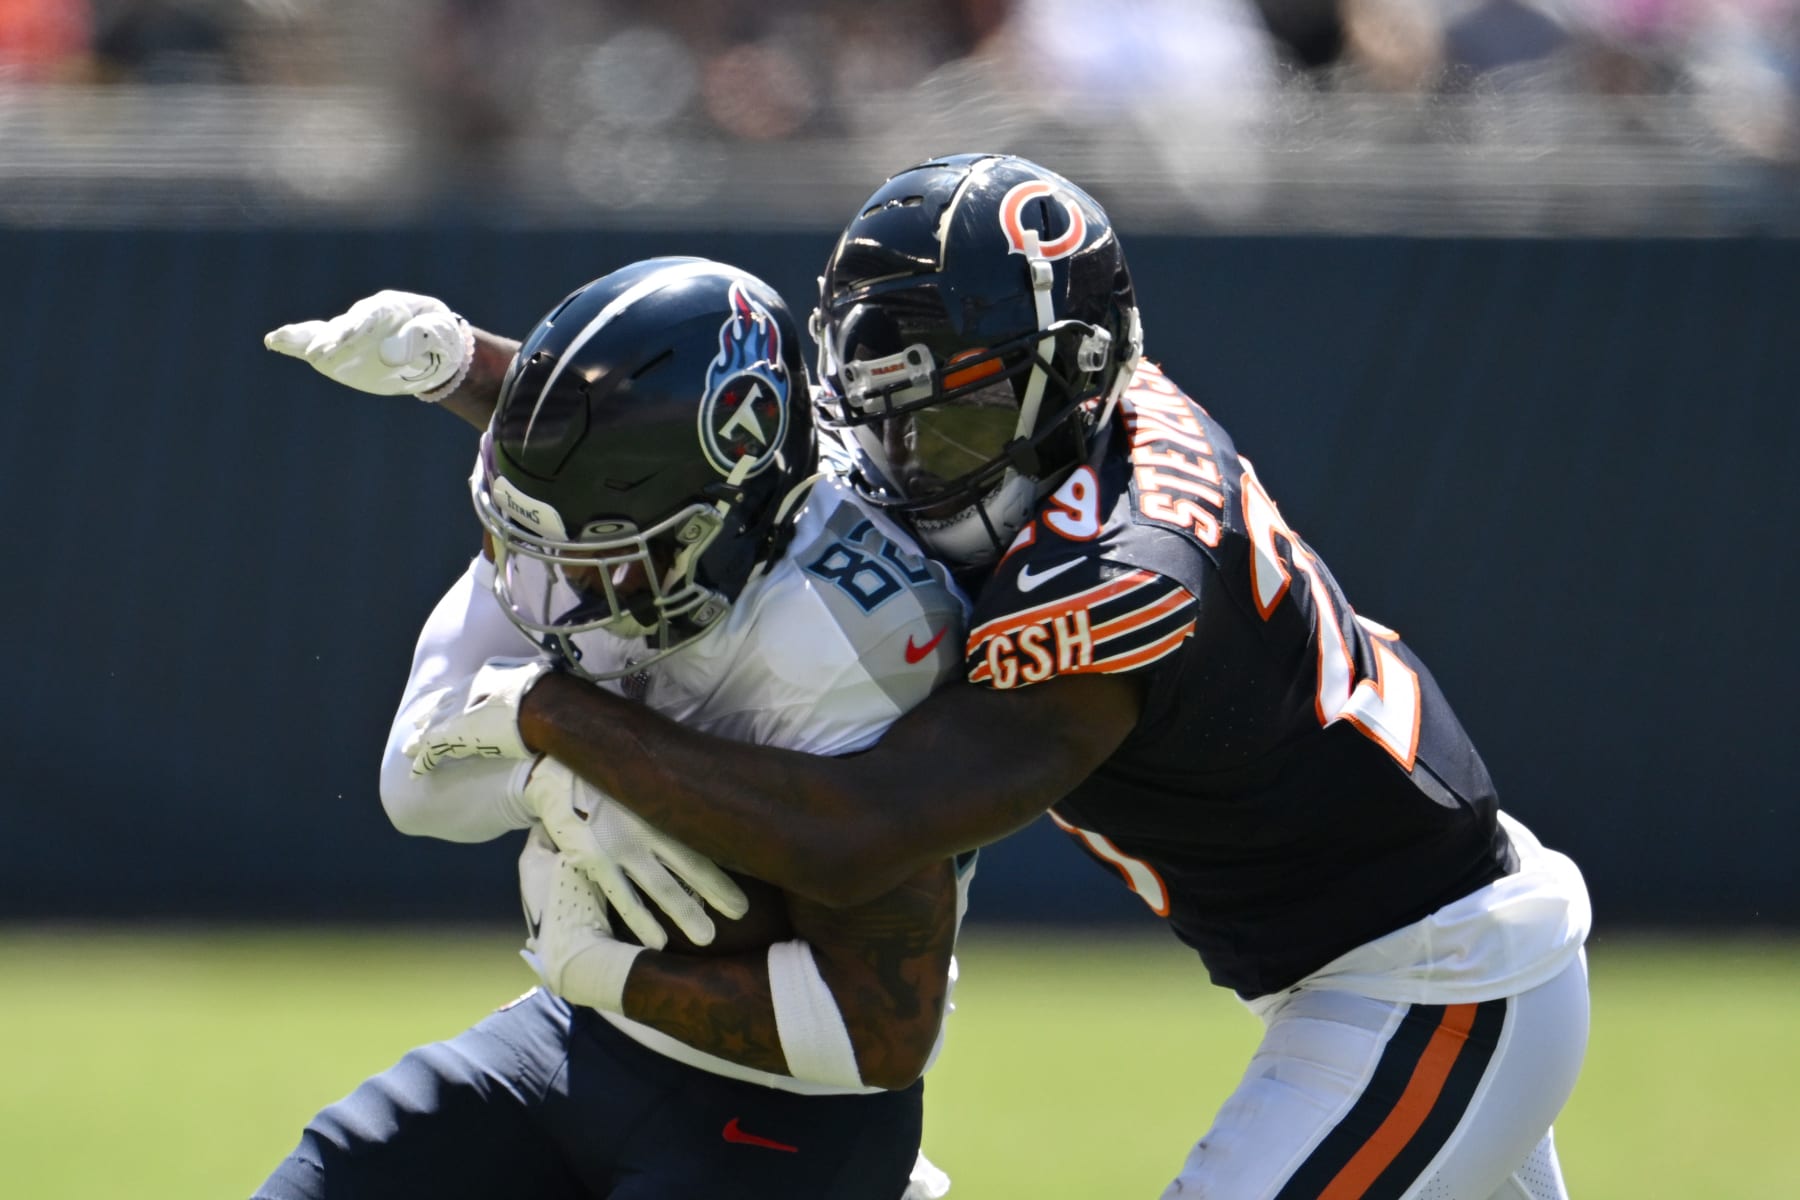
[285,156,1593,1200]
[258,260,967,1200]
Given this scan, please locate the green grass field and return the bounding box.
[1,927,1793,1198]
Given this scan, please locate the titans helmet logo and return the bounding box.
[698,282,792,478]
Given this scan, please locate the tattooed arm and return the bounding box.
[616,859,959,1089]
[432,328,520,430]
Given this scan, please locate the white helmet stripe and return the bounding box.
[523,260,762,448]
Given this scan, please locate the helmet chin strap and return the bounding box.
[1096,305,1144,432]
[657,453,761,624]
[1012,230,1058,450]
[916,469,1038,568]
[744,469,825,587]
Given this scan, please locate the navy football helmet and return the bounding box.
[813,153,1141,567]
[473,258,816,679]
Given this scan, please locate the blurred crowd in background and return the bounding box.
[2,0,1797,231]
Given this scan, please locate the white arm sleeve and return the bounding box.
[379,556,540,842]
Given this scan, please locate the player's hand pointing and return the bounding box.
[265,289,475,400]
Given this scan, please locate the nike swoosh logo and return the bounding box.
[722,1117,798,1153]
[904,627,949,663]
[1016,557,1085,592]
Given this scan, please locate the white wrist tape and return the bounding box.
[418,316,476,403]
[520,939,643,1013]
[767,940,862,1088]
[519,854,647,1014]
[569,939,644,1013]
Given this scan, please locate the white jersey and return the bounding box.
[551,475,967,756]
[381,476,972,1095]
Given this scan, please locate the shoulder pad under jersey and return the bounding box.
[779,479,970,702]
[966,460,1197,691]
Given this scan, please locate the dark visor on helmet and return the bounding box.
[901,383,1020,485]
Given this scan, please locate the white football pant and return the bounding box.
[1162,954,1588,1199]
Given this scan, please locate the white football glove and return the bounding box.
[519,853,644,1013]
[404,658,555,776]
[521,756,749,951]
[264,289,475,400]
[517,821,560,946]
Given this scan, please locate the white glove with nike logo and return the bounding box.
[517,821,560,945]
[521,756,748,951]
[264,289,475,401]
[404,658,555,776]
[519,849,643,1013]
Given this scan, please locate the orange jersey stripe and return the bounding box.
[1071,621,1195,675]
[1091,587,1194,644]
[966,569,1162,647]
[1317,1004,1479,1200]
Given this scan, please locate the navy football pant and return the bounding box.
[253,987,922,1199]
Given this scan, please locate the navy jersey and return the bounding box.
[965,363,1514,998]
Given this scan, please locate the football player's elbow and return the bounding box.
[378,757,433,837]
[852,1014,943,1091]
[815,954,947,1089]
[859,1060,927,1092]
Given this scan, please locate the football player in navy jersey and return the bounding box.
[289,156,1591,1199]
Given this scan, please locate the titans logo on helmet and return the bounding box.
[698,283,791,478]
